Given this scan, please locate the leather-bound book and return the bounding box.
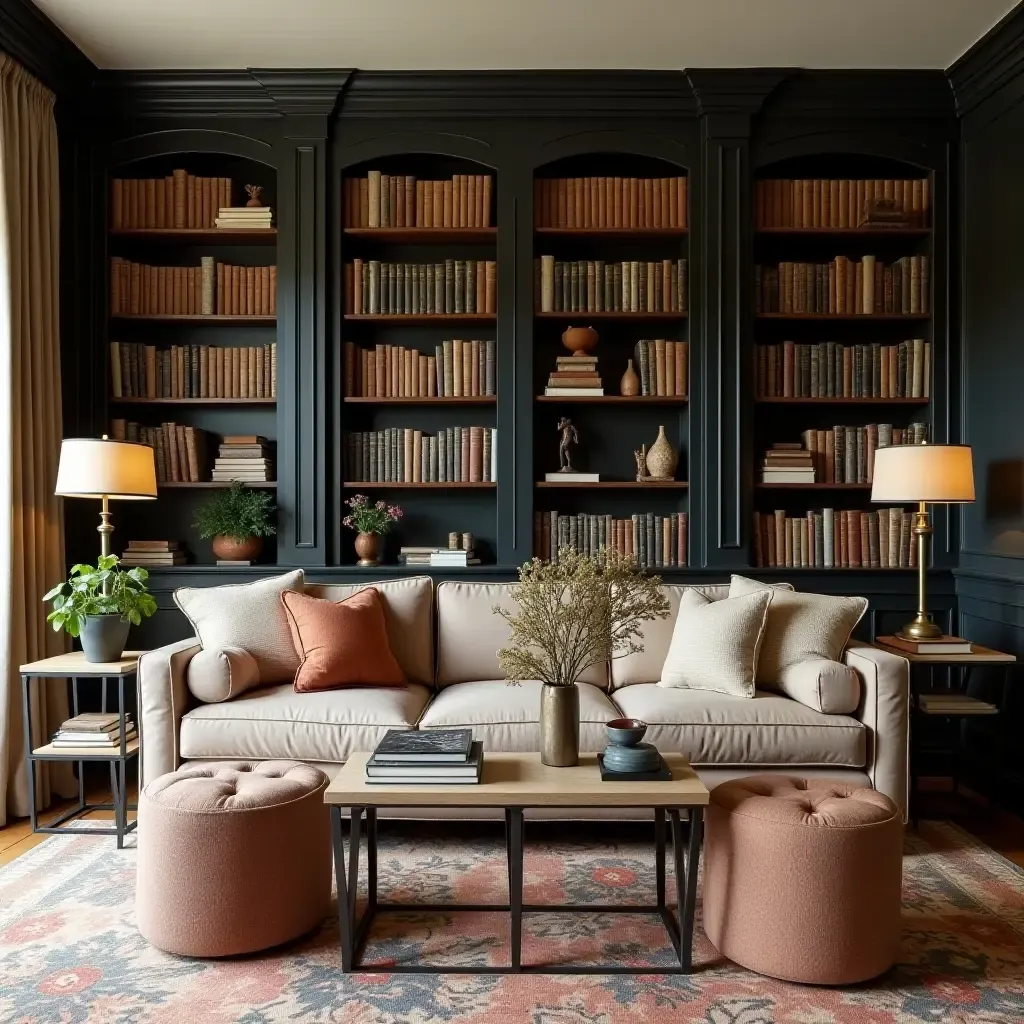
[200,257,215,316]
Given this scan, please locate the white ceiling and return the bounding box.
[30,0,1016,71]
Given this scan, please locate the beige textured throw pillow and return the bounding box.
[728,575,868,686]
[658,588,773,697]
[174,569,305,684]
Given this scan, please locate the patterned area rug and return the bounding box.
[1,820,1023,1023]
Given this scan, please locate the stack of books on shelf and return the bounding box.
[120,540,186,568]
[545,353,603,397]
[756,256,929,315]
[398,546,481,568]
[799,423,928,485]
[535,511,688,569]
[753,508,918,569]
[754,177,930,229]
[535,175,688,229]
[344,172,493,228]
[52,712,137,750]
[917,693,997,716]
[344,427,497,483]
[109,342,277,400]
[110,420,205,484]
[762,443,815,484]
[110,172,233,230]
[212,436,273,484]
[756,341,930,399]
[216,205,273,230]
[343,340,496,399]
[345,260,496,316]
[634,340,688,396]
[536,257,688,314]
[365,729,483,785]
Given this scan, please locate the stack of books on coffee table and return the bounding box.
[365,728,483,784]
[52,712,137,749]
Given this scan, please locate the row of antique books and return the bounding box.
[754,178,930,229]
[534,176,689,230]
[110,172,235,230]
[536,257,689,314]
[634,340,688,397]
[343,340,496,398]
[110,258,278,317]
[345,260,497,316]
[109,343,277,400]
[756,256,929,316]
[756,341,930,399]
[110,421,207,483]
[343,172,493,229]
[120,540,186,567]
[344,427,498,484]
[535,512,688,569]
[753,508,920,569]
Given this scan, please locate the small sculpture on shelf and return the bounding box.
[633,445,648,482]
[557,417,579,472]
[244,184,264,208]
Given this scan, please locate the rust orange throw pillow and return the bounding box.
[281,588,406,692]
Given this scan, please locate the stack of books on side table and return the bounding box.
[365,728,483,784]
[52,712,137,749]
[762,442,815,484]
[918,693,997,716]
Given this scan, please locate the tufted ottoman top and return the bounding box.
[711,775,898,828]
[143,760,327,813]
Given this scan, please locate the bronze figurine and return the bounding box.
[557,417,579,472]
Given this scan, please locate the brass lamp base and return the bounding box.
[898,501,943,642]
[897,614,943,641]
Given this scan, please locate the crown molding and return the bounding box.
[948,3,1024,117]
[763,70,956,120]
[0,0,95,95]
[248,69,352,116]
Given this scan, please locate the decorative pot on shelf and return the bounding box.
[211,535,263,562]
[620,359,640,397]
[354,531,382,567]
[645,426,678,480]
[539,683,580,767]
[561,326,599,356]
[80,614,131,664]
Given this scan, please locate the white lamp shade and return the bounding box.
[55,438,157,500]
[871,444,975,503]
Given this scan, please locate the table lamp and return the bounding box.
[54,436,158,560]
[871,443,974,640]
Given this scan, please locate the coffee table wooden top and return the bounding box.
[325,752,709,808]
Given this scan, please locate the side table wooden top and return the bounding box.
[20,651,147,675]
[872,639,1016,665]
[326,752,709,808]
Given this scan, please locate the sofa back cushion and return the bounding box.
[435,581,608,688]
[306,576,433,685]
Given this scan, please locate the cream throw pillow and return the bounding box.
[728,575,868,687]
[174,569,305,684]
[775,658,861,714]
[658,588,773,697]
[187,646,261,703]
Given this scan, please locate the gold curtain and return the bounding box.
[0,54,73,825]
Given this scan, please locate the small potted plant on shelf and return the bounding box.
[43,555,158,663]
[495,548,669,767]
[343,494,403,567]
[193,482,277,563]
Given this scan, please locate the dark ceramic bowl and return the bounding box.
[606,718,648,747]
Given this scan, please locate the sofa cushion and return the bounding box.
[305,576,433,685]
[611,684,866,767]
[419,680,618,752]
[178,682,432,764]
[776,658,861,715]
[436,582,607,689]
[187,646,261,704]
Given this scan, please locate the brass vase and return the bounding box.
[539,683,580,767]
[354,531,381,567]
[645,425,678,480]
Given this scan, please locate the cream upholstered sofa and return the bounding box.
[138,576,910,817]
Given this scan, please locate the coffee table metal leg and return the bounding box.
[366,807,378,909]
[509,807,523,972]
[681,807,702,973]
[331,806,354,972]
[654,808,666,907]
[348,807,363,924]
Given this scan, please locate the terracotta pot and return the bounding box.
[561,326,599,355]
[211,535,263,562]
[354,531,381,567]
[620,358,640,396]
[645,425,678,480]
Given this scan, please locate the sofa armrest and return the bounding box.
[138,638,201,788]
[843,640,910,820]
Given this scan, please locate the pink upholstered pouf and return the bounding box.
[703,775,903,984]
[137,761,331,957]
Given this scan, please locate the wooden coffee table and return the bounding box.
[324,751,709,975]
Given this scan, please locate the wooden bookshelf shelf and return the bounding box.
[344,227,496,244]
[755,396,929,405]
[343,396,496,405]
[342,481,496,490]
[110,228,277,245]
[755,227,930,237]
[159,481,277,489]
[535,480,688,489]
[755,482,872,490]
[756,313,929,322]
[535,227,687,239]
[112,397,277,405]
[112,314,276,325]
[344,314,495,325]
[535,395,688,404]
[535,311,686,321]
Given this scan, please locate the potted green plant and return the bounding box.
[194,482,276,562]
[43,555,158,663]
[343,494,403,567]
